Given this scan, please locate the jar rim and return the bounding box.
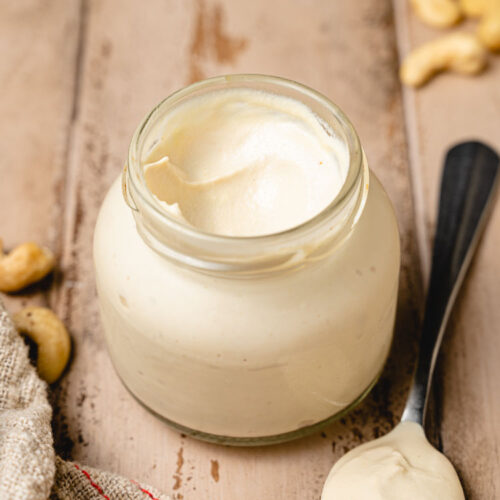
[126,74,363,246]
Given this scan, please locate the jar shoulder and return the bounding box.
[94,171,400,284]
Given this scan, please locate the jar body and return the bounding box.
[93,169,400,443]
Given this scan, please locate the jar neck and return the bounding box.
[122,75,367,278]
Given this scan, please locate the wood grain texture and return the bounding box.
[0,0,81,310]
[394,2,500,498]
[47,1,422,499]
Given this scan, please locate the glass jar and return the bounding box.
[93,75,400,445]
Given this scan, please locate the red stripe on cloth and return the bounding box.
[73,463,111,500]
[130,479,161,500]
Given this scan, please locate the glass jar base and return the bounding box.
[118,372,382,447]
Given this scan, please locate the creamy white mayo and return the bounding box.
[143,89,348,236]
[321,422,465,500]
[94,82,401,440]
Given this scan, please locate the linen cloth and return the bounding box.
[0,300,171,500]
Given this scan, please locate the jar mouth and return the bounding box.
[127,74,363,242]
[124,74,367,275]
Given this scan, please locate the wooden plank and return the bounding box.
[52,1,422,498]
[0,1,81,309]
[393,2,500,498]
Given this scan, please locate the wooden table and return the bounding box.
[1,1,499,498]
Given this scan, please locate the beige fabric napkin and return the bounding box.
[0,300,171,500]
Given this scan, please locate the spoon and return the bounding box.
[321,141,500,500]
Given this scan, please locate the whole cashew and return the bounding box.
[477,2,500,50]
[411,0,462,28]
[13,307,71,383]
[0,240,55,292]
[400,32,487,86]
[460,0,494,16]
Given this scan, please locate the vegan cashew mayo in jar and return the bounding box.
[93,75,400,444]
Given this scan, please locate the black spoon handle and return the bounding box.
[402,141,500,425]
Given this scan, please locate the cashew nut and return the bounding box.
[459,0,494,17]
[0,240,55,292]
[477,2,500,50]
[410,0,462,28]
[400,32,488,86]
[13,307,71,383]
